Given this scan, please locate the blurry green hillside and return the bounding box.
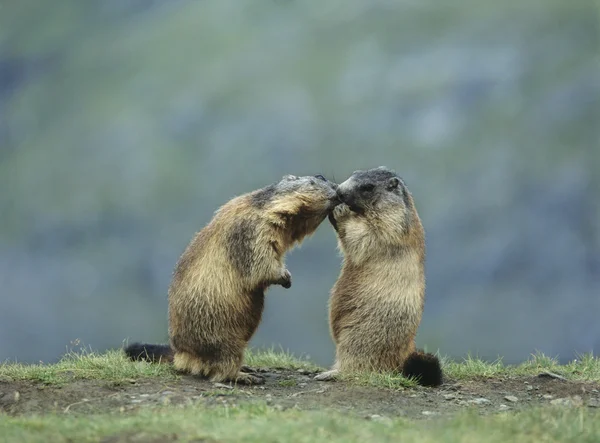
[0,0,598,365]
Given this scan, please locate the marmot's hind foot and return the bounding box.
[314,369,340,381]
[233,371,265,385]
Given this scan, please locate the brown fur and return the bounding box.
[315,167,442,386]
[125,174,339,385]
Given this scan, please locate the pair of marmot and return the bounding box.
[125,167,442,387]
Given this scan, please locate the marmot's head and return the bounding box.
[329,167,422,255]
[255,174,341,242]
[336,166,412,216]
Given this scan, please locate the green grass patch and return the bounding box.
[0,346,321,386]
[341,370,418,390]
[442,351,600,382]
[1,402,599,443]
[0,348,178,385]
[244,347,323,372]
[277,378,298,387]
[1,347,598,388]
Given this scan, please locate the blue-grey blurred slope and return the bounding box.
[0,0,598,364]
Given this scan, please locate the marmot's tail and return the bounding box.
[402,350,443,387]
[124,342,174,363]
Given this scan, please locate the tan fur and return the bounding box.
[166,175,338,384]
[316,169,427,379]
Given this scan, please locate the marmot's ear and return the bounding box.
[387,177,400,190]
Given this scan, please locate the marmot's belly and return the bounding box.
[337,298,419,347]
[169,287,264,349]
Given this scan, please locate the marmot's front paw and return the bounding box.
[278,269,292,289]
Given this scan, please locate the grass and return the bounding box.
[1,347,599,387]
[442,351,600,382]
[1,401,599,443]
[0,348,177,386]
[244,347,323,373]
[1,349,600,442]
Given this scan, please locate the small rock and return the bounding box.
[265,394,272,399]
[422,411,437,416]
[542,394,554,400]
[14,391,20,402]
[587,399,600,408]
[160,397,171,406]
[139,394,149,398]
[468,398,490,405]
[297,369,308,375]
[538,371,567,381]
[592,389,598,394]
[443,393,457,400]
[273,404,284,411]
[526,385,534,391]
[298,383,307,388]
[499,404,510,411]
[213,383,233,390]
[409,394,418,398]
[161,391,174,396]
[119,406,125,413]
[504,396,518,403]
[457,400,468,406]
[131,399,142,404]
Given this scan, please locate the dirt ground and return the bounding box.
[1,367,599,420]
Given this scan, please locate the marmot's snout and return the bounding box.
[336,187,361,214]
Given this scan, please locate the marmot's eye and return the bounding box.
[314,174,327,181]
[360,183,375,192]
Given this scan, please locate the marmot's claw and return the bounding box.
[279,269,292,288]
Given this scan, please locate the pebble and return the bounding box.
[443,393,457,400]
[297,369,309,375]
[587,399,600,408]
[367,414,391,423]
[213,383,233,390]
[161,391,174,396]
[538,371,567,381]
[504,396,518,403]
[526,385,534,391]
[422,411,437,416]
[498,404,510,411]
[131,399,142,404]
[298,383,307,388]
[468,398,490,405]
[542,394,554,400]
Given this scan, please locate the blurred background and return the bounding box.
[1,0,598,366]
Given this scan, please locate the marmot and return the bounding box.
[125,174,340,385]
[314,166,443,387]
